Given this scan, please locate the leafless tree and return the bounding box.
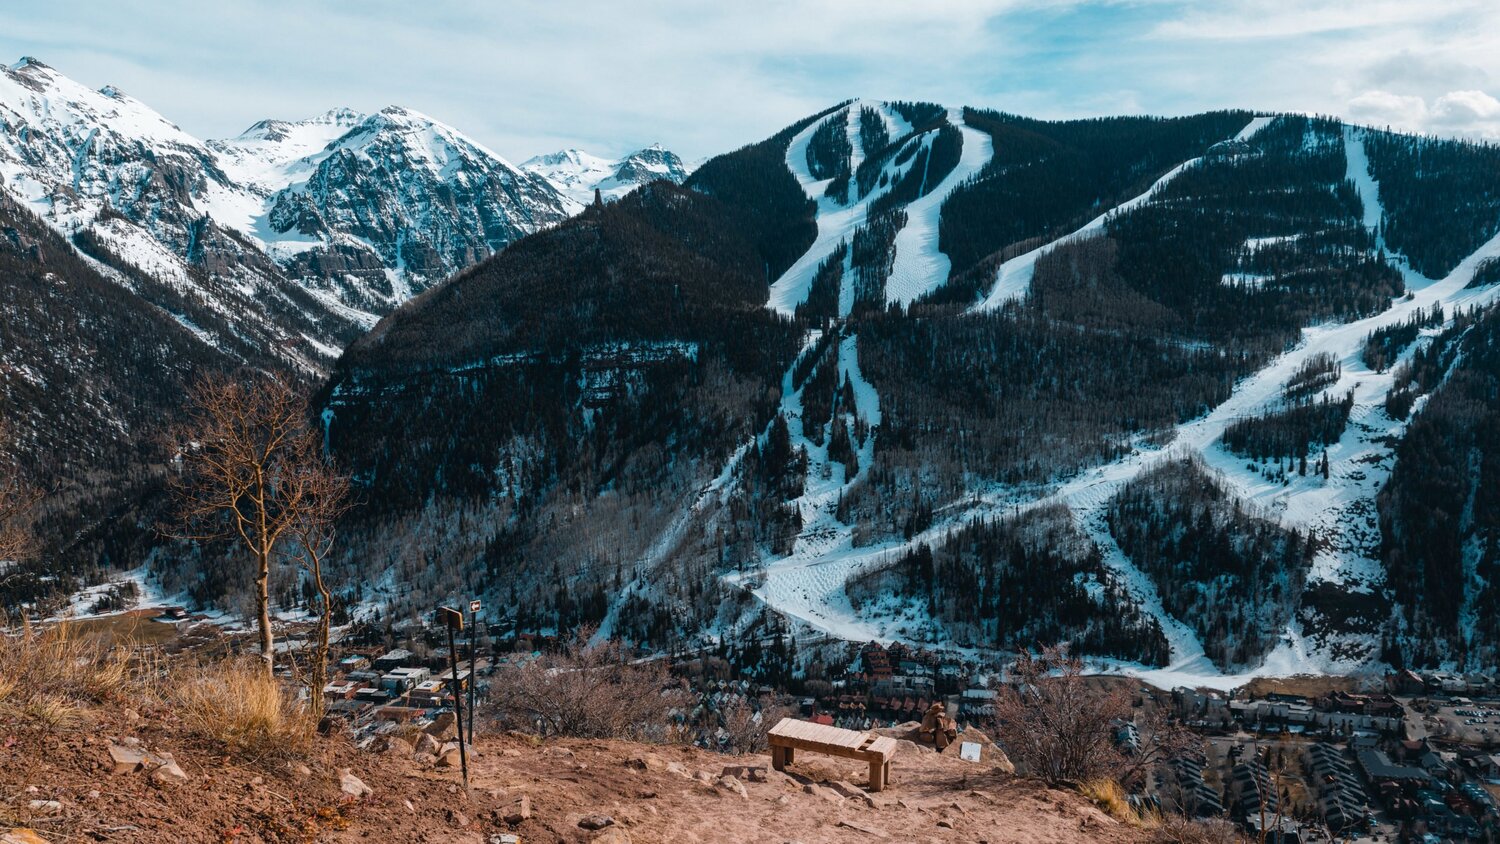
[490,630,689,741]
[164,371,327,678]
[280,453,352,716]
[994,645,1131,785]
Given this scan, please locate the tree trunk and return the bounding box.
[256,548,274,677]
[311,560,332,717]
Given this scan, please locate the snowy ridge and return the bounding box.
[0,56,579,365]
[522,143,691,206]
[971,114,1276,313]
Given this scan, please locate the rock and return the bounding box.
[338,769,372,800]
[447,809,470,828]
[415,733,442,756]
[290,763,313,778]
[635,790,657,799]
[856,794,879,809]
[664,761,692,778]
[317,715,347,736]
[828,780,866,799]
[578,814,615,831]
[692,770,716,785]
[625,754,663,771]
[403,799,416,813]
[593,830,633,844]
[123,708,141,722]
[436,750,463,769]
[720,764,768,782]
[502,795,532,825]
[381,735,415,756]
[489,836,521,844]
[803,783,843,803]
[716,776,748,799]
[25,800,62,816]
[107,742,152,774]
[937,820,955,829]
[149,756,189,784]
[413,752,437,767]
[425,711,457,738]
[1,831,49,844]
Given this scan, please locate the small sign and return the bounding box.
[469,599,482,614]
[959,742,982,763]
[437,606,464,630]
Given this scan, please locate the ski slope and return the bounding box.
[883,108,994,307]
[765,101,976,316]
[971,115,1276,313]
[723,119,1500,688]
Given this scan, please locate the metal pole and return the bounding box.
[467,607,477,744]
[442,611,469,789]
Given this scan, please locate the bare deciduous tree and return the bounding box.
[281,454,352,717]
[993,645,1131,785]
[165,372,328,678]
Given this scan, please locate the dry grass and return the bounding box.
[1,620,314,761]
[0,621,134,726]
[170,658,315,760]
[1080,778,1142,825]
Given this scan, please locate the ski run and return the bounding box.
[697,112,1500,689]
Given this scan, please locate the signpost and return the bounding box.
[467,599,480,744]
[437,605,469,788]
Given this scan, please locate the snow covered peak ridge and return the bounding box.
[0,56,578,363]
[522,143,691,205]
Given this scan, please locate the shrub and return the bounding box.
[489,631,690,741]
[994,645,1129,784]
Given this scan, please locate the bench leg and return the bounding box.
[771,745,785,771]
[869,758,885,792]
[785,747,794,765]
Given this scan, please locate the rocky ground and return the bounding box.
[1,709,1149,843]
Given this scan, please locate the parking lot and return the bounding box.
[1413,701,1500,744]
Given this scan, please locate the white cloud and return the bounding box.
[1346,90,1428,129]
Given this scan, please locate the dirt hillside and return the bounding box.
[1,707,1151,843]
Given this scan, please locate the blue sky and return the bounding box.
[6,0,1500,161]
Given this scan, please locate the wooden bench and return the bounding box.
[767,717,899,792]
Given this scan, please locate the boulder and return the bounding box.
[716,776,748,799]
[425,711,458,738]
[578,814,615,830]
[1,831,48,844]
[803,783,843,803]
[149,756,189,785]
[720,764,768,782]
[436,748,464,769]
[414,733,442,756]
[593,830,633,844]
[502,795,532,825]
[828,780,866,799]
[381,735,415,757]
[107,742,153,774]
[338,769,373,799]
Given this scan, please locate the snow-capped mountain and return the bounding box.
[522,143,690,205]
[260,105,579,313]
[0,57,578,364]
